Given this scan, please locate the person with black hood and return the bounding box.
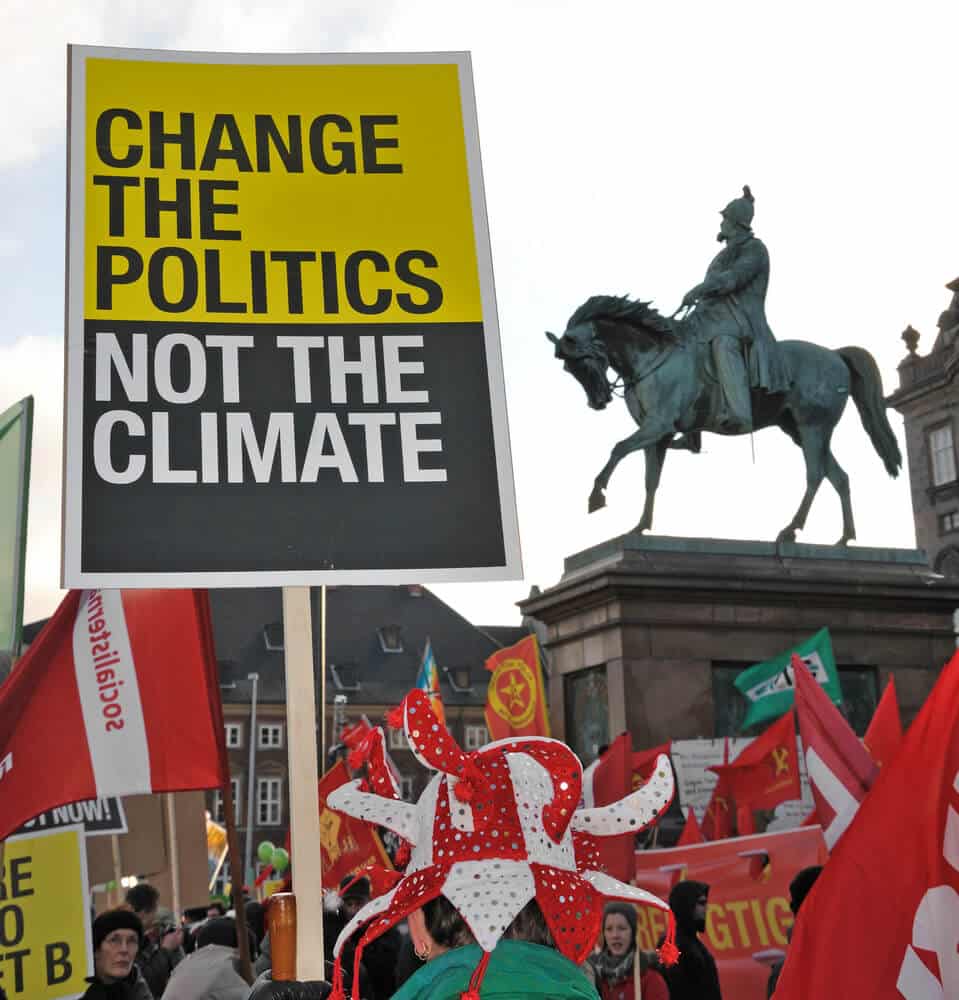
[83,910,153,999]
[661,880,722,1000]
[767,865,822,998]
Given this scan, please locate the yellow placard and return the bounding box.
[83,57,483,324]
[1,826,91,999]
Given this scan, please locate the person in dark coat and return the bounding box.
[83,909,153,999]
[330,876,400,1000]
[767,865,823,997]
[661,880,722,1000]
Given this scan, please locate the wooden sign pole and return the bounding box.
[282,585,325,979]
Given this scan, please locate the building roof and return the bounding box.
[215,585,526,707]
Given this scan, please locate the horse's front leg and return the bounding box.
[635,439,670,533]
[589,423,673,514]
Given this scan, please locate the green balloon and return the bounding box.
[257,840,276,864]
[272,848,290,873]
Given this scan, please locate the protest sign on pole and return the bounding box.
[62,46,521,589]
[1,824,91,1000]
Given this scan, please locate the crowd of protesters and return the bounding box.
[85,871,824,999]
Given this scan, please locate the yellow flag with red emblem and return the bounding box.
[484,634,550,740]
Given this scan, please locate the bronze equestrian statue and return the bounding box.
[547,186,901,545]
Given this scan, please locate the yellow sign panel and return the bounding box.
[82,57,482,324]
[64,48,521,589]
[1,826,91,999]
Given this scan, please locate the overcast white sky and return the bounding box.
[3,0,956,629]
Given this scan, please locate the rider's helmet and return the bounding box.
[720,185,754,230]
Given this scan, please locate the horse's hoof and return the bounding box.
[835,535,854,547]
[588,491,606,513]
[776,528,796,545]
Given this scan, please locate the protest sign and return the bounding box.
[63,47,520,587]
[0,825,91,999]
[15,797,127,838]
[634,827,827,1000]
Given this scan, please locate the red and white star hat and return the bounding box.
[327,689,678,999]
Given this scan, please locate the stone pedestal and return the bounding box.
[520,535,959,755]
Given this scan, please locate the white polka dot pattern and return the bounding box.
[570,754,674,836]
[442,860,536,952]
[408,773,443,872]
[447,774,476,832]
[333,884,398,957]
[327,779,419,843]
[506,752,577,868]
[580,869,672,913]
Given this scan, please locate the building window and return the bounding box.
[257,778,283,826]
[399,776,415,801]
[377,625,404,653]
[713,661,879,736]
[464,725,488,750]
[213,776,242,825]
[929,424,957,486]
[387,727,407,751]
[564,665,608,766]
[225,723,243,749]
[940,511,959,534]
[258,724,284,749]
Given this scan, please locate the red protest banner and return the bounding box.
[633,827,827,1000]
[318,761,393,889]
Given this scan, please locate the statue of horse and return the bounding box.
[546,294,902,545]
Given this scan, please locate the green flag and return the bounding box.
[0,397,33,659]
[734,627,841,730]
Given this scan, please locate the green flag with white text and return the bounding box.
[734,627,841,730]
[0,397,32,659]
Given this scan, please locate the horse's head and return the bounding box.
[546,322,613,410]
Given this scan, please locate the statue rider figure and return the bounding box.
[681,186,789,433]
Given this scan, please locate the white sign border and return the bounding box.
[62,45,523,588]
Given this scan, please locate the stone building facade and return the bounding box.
[888,277,959,577]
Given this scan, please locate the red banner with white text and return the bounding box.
[634,827,828,1000]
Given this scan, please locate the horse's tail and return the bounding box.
[838,346,902,478]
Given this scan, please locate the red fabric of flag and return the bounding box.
[484,634,550,740]
[793,655,877,851]
[632,742,671,788]
[701,739,733,841]
[0,589,227,841]
[863,676,903,769]
[677,807,705,845]
[709,710,801,817]
[589,732,634,881]
[775,650,959,999]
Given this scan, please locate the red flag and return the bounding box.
[793,654,878,850]
[585,732,633,880]
[319,761,393,888]
[484,634,550,740]
[701,739,733,840]
[677,807,705,845]
[632,742,671,789]
[0,589,227,841]
[775,650,959,999]
[864,676,903,769]
[709,710,801,832]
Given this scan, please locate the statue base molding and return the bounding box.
[521,533,959,751]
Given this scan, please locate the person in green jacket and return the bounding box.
[394,895,597,1000]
